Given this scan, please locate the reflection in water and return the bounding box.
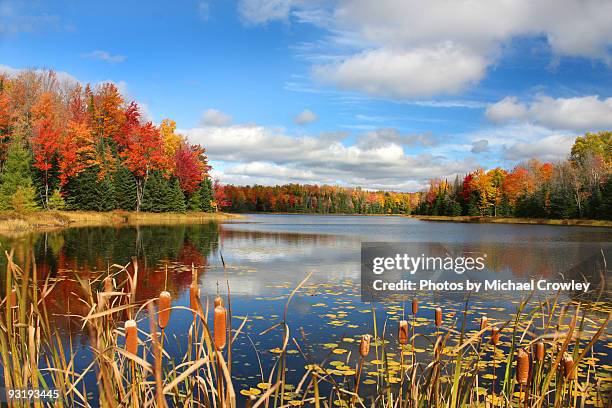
[0,214,610,404]
[1,216,609,329]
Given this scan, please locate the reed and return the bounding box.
[0,250,609,408]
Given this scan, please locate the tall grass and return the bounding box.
[0,250,609,407]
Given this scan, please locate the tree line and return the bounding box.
[214,132,611,220]
[0,70,214,213]
[215,184,421,214]
[414,132,611,220]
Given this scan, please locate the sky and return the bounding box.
[1,0,611,191]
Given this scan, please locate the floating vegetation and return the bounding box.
[0,250,610,407]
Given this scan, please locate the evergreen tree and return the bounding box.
[65,167,116,211]
[48,189,66,210]
[140,171,170,212]
[113,165,137,211]
[199,178,213,212]
[0,142,37,211]
[186,189,203,211]
[168,178,186,212]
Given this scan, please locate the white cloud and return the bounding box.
[486,95,612,131]
[0,64,79,87]
[200,108,233,126]
[238,0,294,25]
[81,50,126,64]
[503,134,576,162]
[246,0,612,98]
[294,108,318,124]
[486,97,528,123]
[0,0,64,34]
[464,123,577,163]
[313,44,487,99]
[182,124,476,190]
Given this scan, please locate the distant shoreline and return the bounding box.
[410,214,612,227]
[1,211,610,236]
[226,212,612,227]
[0,211,240,236]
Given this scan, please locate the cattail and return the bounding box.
[125,319,138,355]
[490,327,500,345]
[103,276,114,292]
[562,354,576,380]
[158,291,171,329]
[9,288,17,308]
[214,305,227,350]
[214,295,223,308]
[516,348,530,385]
[398,320,409,345]
[535,340,545,362]
[190,283,200,315]
[360,334,371,357]
[412,298,418,315]
[435,307,442,327]
[480,315,488,331]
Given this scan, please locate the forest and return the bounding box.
[214,132,611,220]
[0,69,214,213]
[0,70,610,220]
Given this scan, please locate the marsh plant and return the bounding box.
[0,250,609,407]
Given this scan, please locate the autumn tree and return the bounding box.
[30,92,62,207]
[120,119,167,211]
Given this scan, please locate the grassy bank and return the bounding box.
[411,215,612,227]
[0,210,239,234]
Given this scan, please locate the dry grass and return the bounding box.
[0,210,240,236]
[411,215,612,227]
[0,251,609,407]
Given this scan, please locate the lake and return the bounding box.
[1,214,610,405]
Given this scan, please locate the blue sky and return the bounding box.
[1,0,611,190]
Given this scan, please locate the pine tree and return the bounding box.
[168,178,186,212]
[113,164,137,211]
[199,178,213,212]
[48,189,66,210]
[186,188,203,211]
[0,142,38,211]
[140,171,170,212]
[65,167,116,211]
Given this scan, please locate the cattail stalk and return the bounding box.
[353,334,371,407]
[490,328,500,401]
[516,348,530,407]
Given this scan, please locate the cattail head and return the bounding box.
[535,340,545,362]
[214,295,223,308]
[516,348,530,385]
[480,315,488,331]
[125,319,138,355]
[214,305,227,350]
[103,276,114,292]
[398,320,409,345]
[190,283,200,315]
[562,354,576,380]
[490,327,500,345]
[360,334,371,357]
[435,307,442,327]
[158,291,171,329]
[412,298,418,315]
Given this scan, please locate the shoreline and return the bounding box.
[410,214,612,227]
[0,210,241,236]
